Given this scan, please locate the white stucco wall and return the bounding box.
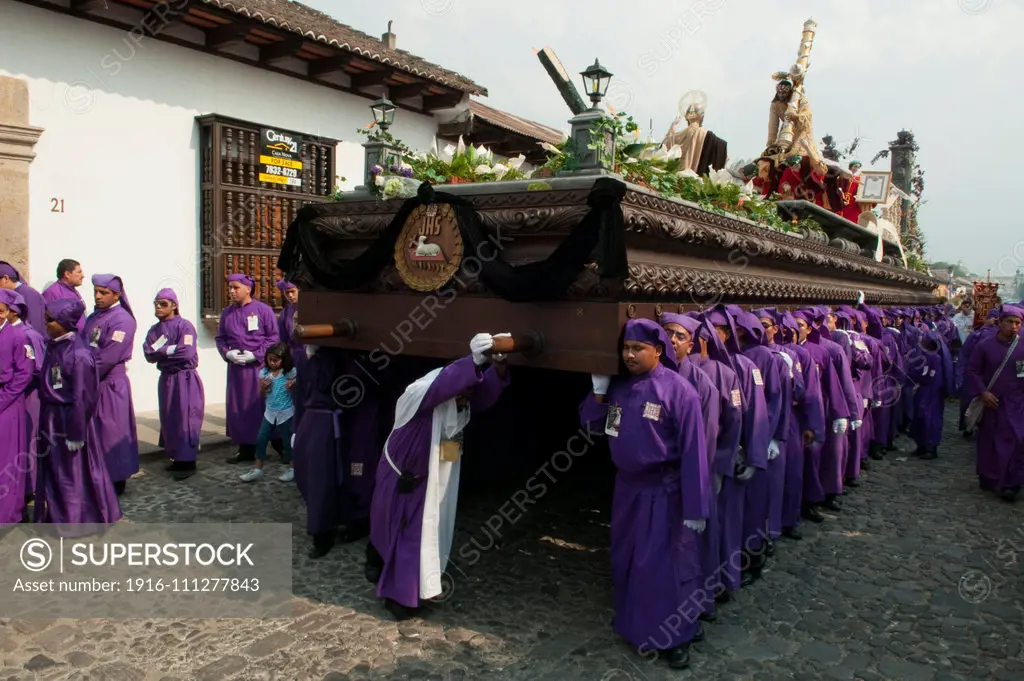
[0,1,440,412]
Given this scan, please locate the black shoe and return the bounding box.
[921,449,937,460]
[861,459,871,471]
[845,478,861,488]
[765,540,776,558]
[714,590,732,605]
[309,532,335,559]
[339,518,370,544]
[869,446,885,460]
[698,610,717,623]
[999,487,1020,503]
[822,498,842,512]
[802,506,824,523]
[980,479,993,491]
[691,625,705,643]
[740,571,758,588]
[782,526,803,540]
[226,451,255,464]
[113,480,126,496]
[663,644,690,669]
[384,598,417,621]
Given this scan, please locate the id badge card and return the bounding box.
[605,404,622,438]
[247,314,259,332]
[440,439,461,462]
[151,335,168,351]
[50,366,63,390]
[1016,360,1024,379]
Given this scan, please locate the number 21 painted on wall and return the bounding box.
[50,198,65,213]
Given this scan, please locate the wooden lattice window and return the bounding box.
[197,114,338,322]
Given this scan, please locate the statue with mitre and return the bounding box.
[662,90,728,175]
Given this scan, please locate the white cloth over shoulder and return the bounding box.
[384,366,472,601]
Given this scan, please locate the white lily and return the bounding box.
[475,144,492,161]
[457,135,466,156]
[507,154,526,170]
[646,146,668,161]
[374,174,385,187]
[677,168,700,179]
[539,141,563,155]
[740,180,755,197]
[441,144,456,162]
[665,145,683,159]
[709,168,735,187]
[474,164,493,175]
[491,163,509,179]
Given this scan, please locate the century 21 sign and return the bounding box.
[259,127,303,188]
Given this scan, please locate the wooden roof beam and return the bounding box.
[423,92,464,112]
[69,0,111,12]
[206,23,249,50]
[349,70,391,90]
[389,82,429,101]
[259,38,306,64]
[309,55,354,77]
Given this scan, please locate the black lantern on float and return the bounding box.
[580,59,613,109]
[369,97,396,132]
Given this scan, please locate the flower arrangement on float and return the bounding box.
[535,109,824,237]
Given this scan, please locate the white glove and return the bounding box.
[863,398,869,409]
[66,440,85,452]
[238,350,256,364]
[851,420,862,431]
[306,345,319,358]
[683,519,706,534]
[591,374,611,396]
[470,333,494,365]
[833,419,849,434]
[929,369,936,377]
[714,474,723,495]
[291,434,296,448]
[767,440,781,461]
[491,332,512,362]
[736,465,756,482]
[225,349,241,363]
[872,400,882,407]
[166,345,177,356]
[856,290,865,305]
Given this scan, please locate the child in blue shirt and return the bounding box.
[241,342,297,483]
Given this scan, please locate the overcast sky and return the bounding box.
[305,0,1022,277]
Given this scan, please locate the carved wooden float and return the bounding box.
[277,175,940,374]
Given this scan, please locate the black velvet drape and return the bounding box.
[277,178,629,303]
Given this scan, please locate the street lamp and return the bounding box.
[369,97,396,133]
[580,59,612,109]
[560,59,615,175]
[362,97,398,187]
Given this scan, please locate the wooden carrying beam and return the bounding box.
[294,318,358,341]
[297,292,619,374]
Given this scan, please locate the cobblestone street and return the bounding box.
[1,401,1022,680]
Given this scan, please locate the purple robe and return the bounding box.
[215,300,279,445]
[143,316,205,462]
[692,355,745,592]
[677,359,722,614]
[294,348,345,535]
[580,362,710,650]
[872,328,903,446]
[967,332,1024,488]
[9,321,44,499]
[909,336,949,449]
[0,322,33,522]
[781,342,825,527]
[958,326,995,429]
[82,303,139,483]
[797,337,847,504]
[35,333,121,526]
[817,333,859,496]
[42,281,86,332]
[370,357,507,608]
[14,283,45,336]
